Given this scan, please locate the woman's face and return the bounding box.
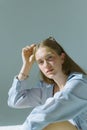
[35,46,65,79]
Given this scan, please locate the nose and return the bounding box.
[43,60,50,68]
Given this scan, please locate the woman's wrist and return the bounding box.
[18,72,29,80]
[17,62,32,80]
[20,72,29,78]
[18,64,30,80]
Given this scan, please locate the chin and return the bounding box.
[47,74,54,79]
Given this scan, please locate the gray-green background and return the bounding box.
[0,0,87,126]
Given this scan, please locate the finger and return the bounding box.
[24,44,36,50]
[22,46,31,52]
[22,44,36,55]
[29,54,35,62]
[30,44,36,47]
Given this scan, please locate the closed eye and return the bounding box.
[37,60,44,65]
[46,55,54,61]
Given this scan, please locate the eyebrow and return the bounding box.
[36,53,55,61]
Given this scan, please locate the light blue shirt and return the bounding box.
[8,73,87,130]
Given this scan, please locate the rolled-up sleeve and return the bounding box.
[22,75,87,130]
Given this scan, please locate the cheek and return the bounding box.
[52,60,61,68]
[51,59,58,65]
[38,65,46,75]
[38,65,43,71]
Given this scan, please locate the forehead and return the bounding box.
[35,46,57,60]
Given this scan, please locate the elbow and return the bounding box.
[7,99,22,109]
[7,97,16,108]
[7,101,13,108]
[7,94,20,108]
[7,96,28,109]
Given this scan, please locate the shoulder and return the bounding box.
[64,73,87,97]
[67,72,87,83]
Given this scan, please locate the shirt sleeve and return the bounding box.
[22,75,87,130]
[7,77,48,108]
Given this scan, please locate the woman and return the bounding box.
[8,37,87,130]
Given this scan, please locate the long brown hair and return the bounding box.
[34,37,86,84]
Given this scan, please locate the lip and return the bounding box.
[46,69,54,74]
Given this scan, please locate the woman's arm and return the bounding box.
[8,44,44,108]
[22,75,87,130]
[7,78,46,108]
[18,44,36,80]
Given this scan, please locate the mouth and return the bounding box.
[46,69,54,74]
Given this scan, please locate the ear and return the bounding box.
[60,53,65,64]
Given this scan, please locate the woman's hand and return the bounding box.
[18,44,36,80]
[22,44,36,65]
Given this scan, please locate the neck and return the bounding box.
[53,73,68,90]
